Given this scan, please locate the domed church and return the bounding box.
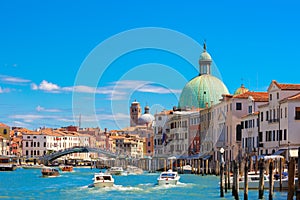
[179,43,229,109]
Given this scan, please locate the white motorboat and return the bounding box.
[0,156,17,171]
[157,169,180,185]
[237,172,289,189]
[93,172,114,187]
[107,167,125,175]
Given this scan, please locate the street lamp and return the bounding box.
[220,147,225,197]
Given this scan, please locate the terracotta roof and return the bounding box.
[273,80,300,90]
[287,92,300,100]
[0,123,9,127]
[233,91,269,102]
[280,92,300,103]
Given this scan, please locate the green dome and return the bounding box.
[179,74,229,109]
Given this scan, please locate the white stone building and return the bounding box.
[259,80,300,158]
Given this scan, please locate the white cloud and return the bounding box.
[0,75,31,84]
[36,105,61,113]
[39,80,60,91]
[10,114,47,122]
[31,79,181,100]
[136,85,182,94]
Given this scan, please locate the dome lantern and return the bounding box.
[199,41,212,75]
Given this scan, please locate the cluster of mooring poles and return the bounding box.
[219,147,300,200]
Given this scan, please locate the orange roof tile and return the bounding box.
[0,123,9,127]
[280,92,300,103]
[233,91,269,102]
[287,92,300,100]
[273,80,300,90]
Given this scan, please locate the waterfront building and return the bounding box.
[188,109,201,156]
[0,123,10,155]
[110,133,144,159]
[153,110,172,157]
[0,135,9,156]
[258,80,300,158]
[21,128,92,161]
[0,122,10,140]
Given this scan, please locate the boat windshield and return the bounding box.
[161,173,176,178]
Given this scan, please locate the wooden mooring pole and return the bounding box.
[297,147,300,200]
[258,159,264,199]
[227,161,230,190]
[279,157,282,191]
[224,162,227,193]
[232,161,236,197]
[269,161,274,200]
[244,158,248,200]
[234,161,239,200]
[287,157,295,200]
[220,161,224,197]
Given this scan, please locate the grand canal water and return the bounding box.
[0,167,288,200]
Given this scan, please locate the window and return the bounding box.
[147,142,151,146]
[270,94,272,101]
[266,111,269,121]
[236,102,242,110]
[295,107,300,120]
[236,125,242,141]
[260,112,263,121]
[285,107,287,118]
[26,142,28,147]
[284,129,287,140]
[277,92,279,99]
[248,106,253,114]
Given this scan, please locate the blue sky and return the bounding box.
[0,0,299,130]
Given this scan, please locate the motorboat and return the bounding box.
[59,165,73,172]
[126,165,143,175]
[0,156,17,171]
[93,172,114,187]
[157,169,180,185]
[107,167,125,175]
[237,172,289,189]
[41,167,59,177]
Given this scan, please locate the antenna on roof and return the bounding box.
[79,114,81,128]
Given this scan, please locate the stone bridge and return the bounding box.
[40,146,118,165]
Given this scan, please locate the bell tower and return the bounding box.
[130,100,141,127]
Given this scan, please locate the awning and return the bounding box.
[272,149,286,156]
[202,154,212,160]
[289,149,298,158]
